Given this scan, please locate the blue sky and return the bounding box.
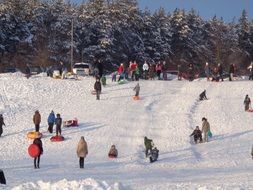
[71,0,253,22]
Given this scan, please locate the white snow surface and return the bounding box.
[0,73,252,190]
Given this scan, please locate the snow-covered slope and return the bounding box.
[0,73,252,190]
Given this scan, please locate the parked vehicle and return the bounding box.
[29,66,43,75]
[72,63,92,76]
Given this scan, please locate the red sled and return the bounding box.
[64,118,78,127]
[28,144,40,158]
[133,96,140,100]
[108,155,117,159]
[247,109,253,112]
[50,135,65,142]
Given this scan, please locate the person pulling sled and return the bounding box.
[190,126,203,144]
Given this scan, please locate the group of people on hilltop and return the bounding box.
[113,60,168,82]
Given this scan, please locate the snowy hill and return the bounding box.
[0,73,252,190]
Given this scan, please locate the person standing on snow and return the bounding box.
[76,136,88,169]
[94,78,102,100]
[247,62,253,80]
[218,63,224,82]
[55,113,62,136]
[143,61,149,80]
[33,110,41,132]
[33,137,43,169]
[156,61,162,80]
[229,64,235,81]
[205,62,211,81]
[133,83,140,97]
[201,117,210,143]
[118,63,125,81]
[0,114,6,137]
[144,136,154,157]
[47,111,55,133]
[190,126,203,144]
[244,95,251,111]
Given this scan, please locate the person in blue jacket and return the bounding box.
[47,110,55,133]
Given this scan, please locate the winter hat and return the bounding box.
[202,117,206,121]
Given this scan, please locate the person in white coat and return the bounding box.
[143,61,149,80]
[76,136,88,168]
[247,62,253,80]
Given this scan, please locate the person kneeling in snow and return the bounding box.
[108,145,118,158]
[149,147,159,163]
[199,90,207,101]
[190,126,203,144]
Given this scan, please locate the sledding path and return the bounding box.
[0,73,253,190]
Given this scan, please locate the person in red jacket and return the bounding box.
[118,63,124,81]
[156,62,162,80]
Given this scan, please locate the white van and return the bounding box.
[72,62,91,76]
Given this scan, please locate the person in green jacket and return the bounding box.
[101,75,106,86]
[144,136,154,157]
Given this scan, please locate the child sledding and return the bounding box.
[108,145,118,158]
[133,83,140,100]
[199,90,208,101]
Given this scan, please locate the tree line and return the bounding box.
[0,0,253,73]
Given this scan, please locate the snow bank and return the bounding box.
[11,178,124,190]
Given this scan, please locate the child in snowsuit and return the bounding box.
[33,110,41,132]
[199,90,208,101]
[190,126,203,144]
[76,136,88,169]
[244,95,251,111]
[94,78,102,100]
[149,147,159,163]
[33,137,43,169]
[55,114,62,136]
[144,136,154,157]
[108,145,118,158]
[0,114,6,137]
[47,111,55,133]
[133,83,140,97]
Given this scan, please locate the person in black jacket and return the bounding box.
[33,137,43,169]
[0,114,6,137]
[55,114,62,136]
[94,78,102,100]
[218,63,223,82]
[190,126,203,144]
[229,64,235,81]
[199,90,208,101]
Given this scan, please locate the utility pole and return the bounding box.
[70,18,74,71]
